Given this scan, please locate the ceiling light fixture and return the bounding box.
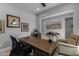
[36,8,40,11]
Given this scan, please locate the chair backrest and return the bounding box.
[70,34,79,40]
[10,35,21,56]
[67,34,79,45]
[10,35,18,47]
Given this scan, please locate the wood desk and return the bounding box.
[20,37,57,56]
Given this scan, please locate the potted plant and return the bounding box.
[46,32,60,43]
[46,32,53,43]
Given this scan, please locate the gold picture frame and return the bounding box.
[21,23,29,32]
[7,15,20,28]
[0,20,5,33]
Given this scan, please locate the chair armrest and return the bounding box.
[58,39,67,43]
[58,42,77,48]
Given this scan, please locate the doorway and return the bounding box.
[65,17,73,38]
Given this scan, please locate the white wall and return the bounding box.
[36,3,79,39]
[41,13,73,39]
[0,3,36,48]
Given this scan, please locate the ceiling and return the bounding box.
[8,3,61,14]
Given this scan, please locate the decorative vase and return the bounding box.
[34,34,38,37]
[48,39,52,43]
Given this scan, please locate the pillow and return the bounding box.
[70,34,79,40]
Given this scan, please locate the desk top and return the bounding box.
[20,37,56,55]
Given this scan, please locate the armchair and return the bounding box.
[58,42,78,56]
[58,34,79,56]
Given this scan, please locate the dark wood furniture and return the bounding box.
[19,37,57,56]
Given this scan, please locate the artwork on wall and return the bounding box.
[46,21,61,29]
[7,15,20,28]
[21,23,29,32]
[0,20,5,33]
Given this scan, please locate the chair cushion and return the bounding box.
[67,38,77,45]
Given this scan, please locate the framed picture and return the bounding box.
[46,21,61,29]
[7,15,20,28]
[0,20,5,33]
[21,23,29,32]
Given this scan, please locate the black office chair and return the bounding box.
[9,35,32,56]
